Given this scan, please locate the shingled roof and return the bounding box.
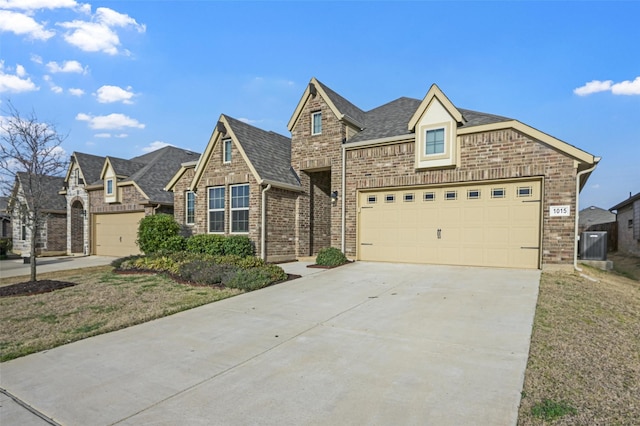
[314,79,366,128]
[14,172,66,212]
[73,152,105,185]
[124,146,201,203]
[223,115,300,188]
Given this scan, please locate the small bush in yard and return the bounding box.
[213,255,265,268]
[111,255,143,270]
[222,235,255,257]
[316,247,348,267]
[177,260,237,285]
[226,265,287,291]
[137,214,181,254]
[186,234,225,255]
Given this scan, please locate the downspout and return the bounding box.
[341,144,346,254]
[261,184,272,261]
[574,157,601,271]
[153,203,161,214]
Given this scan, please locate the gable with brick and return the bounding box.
[166,114,301,262]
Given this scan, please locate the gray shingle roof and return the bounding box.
[73,152,105,185]
[610,192,640,211]
[16,172,66,211]
[223,115,300,188]
[310,79,513,145]
[579,206,616,228]
[315,79,366,127]
[126,146,201,203]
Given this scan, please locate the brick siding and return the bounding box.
[342,129,578,265]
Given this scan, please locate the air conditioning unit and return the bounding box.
[580,231,608,261]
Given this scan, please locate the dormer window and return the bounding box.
[106,179,114,195]
[223,139,232,163]
[312,111,322,135]
[426,128,445,155]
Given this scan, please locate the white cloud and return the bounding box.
[574,76,640,96]
[0,10,55,40]
[59,7,145,55]
[50,84,63,94]
[96,85,136,104]
[76,112,145,130]
[69,88,84,96]
[573,80,612,96]
[0,0,82,10]
[46,60,86,74]
[0,61,38,93]
[115,133,128,138]
[611,77,640,95]
[237,117,260,125]
[142,141,174,153]
[30,54,43,64]
[94,133,111,138]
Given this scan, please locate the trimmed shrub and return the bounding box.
[0,237,12,256]
[186,234,225,255]
[137,214,181,254]
[177,260,237,286]
[162,235,187,253]
[226,265,287,291]
[213,255,265,269]
[315,247,348,267]
[222,235,255,257]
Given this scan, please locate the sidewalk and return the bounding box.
[0,255,116,280]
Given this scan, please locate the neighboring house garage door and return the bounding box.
[93,212,144,257]
[357,180,541,269]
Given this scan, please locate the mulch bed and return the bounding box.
[0,280,76,297]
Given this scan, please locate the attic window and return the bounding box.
[425,128,445,155]
[106,179,113,195]
[223,139,232,163]
[312,112,322,135]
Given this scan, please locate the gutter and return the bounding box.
[574,157,601,271]
[261,184,272,261]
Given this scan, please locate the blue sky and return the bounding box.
[1,0,638,210]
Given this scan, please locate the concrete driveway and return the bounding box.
[0,262,540,425]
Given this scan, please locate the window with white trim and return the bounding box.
[367,195,377,204]
[424,192,435,201]
[223,139,232,163]
[106,178,113,195]
[425,128,445,155]
[312,112,322,135]
[231,184,249,233]
[208,186,225,233]
[445,190,457,200]
[185,191,195,225]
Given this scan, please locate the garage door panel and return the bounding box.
[94,212,144,257]
[358,180,541,269]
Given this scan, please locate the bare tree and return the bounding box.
[0,102,68,281]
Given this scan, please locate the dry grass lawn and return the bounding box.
[0,266,240,362]
[518,262,640,425]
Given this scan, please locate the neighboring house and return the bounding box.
[168,77,599,269]
[166,114,301,262]
[76,146,200,257]
[610,192,640,256]
[0,196,10,239]
[579,206,616,233]
[9,172,67,256]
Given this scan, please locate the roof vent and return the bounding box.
[309,83,317,97]
[217,121,226,135]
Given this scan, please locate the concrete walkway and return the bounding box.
[0,262,540,425]
[0,255,116,280]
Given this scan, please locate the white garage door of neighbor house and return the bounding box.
[93,212,144,257]
[357,180,542,269]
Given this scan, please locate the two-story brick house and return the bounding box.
[170,78,599,269]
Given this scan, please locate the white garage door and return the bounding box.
[357,180,541,269]
[93,212,144,257]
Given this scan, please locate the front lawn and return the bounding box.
[518,266,640,425]
[0,266,242,362]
